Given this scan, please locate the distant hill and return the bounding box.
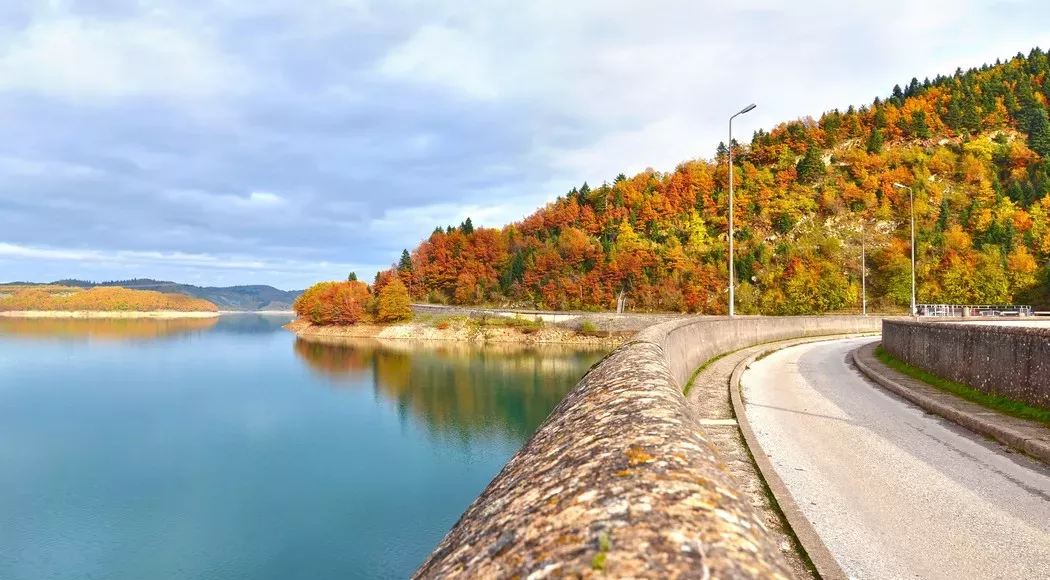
[1,279,302,311]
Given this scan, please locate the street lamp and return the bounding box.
[728,103,756,318]
[860,221,867,316]
[893,183,916,316]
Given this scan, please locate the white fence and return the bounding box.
[916,304,1033,317]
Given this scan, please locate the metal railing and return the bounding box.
[916,304,1033,317]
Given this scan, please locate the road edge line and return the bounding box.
[851,343,1050,465]
[729,344,849,580]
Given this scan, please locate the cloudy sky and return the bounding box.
[0,0,1047,290]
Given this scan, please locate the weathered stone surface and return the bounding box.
[415,316,882,578]
[883,320,1050,411]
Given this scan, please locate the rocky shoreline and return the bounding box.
[285,319,630,347]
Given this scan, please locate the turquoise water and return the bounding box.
[0,315,605,579]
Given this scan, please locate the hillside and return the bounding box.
[375,48,1050,314]
[0,285,218,313]
[1,279,302,311]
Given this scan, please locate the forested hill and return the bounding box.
[0,279,302,311]
[376,48,1050,314]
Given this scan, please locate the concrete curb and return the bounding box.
[852,342,1050,465]
[730,345,848,580]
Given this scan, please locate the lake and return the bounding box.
[0,315,606,579]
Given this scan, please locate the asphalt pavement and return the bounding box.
[741,337,1050,580]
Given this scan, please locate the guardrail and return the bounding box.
[916,304,1033,317]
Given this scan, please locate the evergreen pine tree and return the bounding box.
[867,128,884,154]
[873,105,888,129]
[910,111,931,139]
[962,94,981,133]
[347,272,358,282]
[796,142,825,184]
[891,84,905,106]
[398,249,412,271]
[906,77,921,97]
[1026,107,1050,158]
[945,96,964,132]
[460,217,474,234]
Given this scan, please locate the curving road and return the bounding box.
[741,337,1050,580]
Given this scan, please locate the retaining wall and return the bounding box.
[882,320,1050,411]
[410,303,689,331]
[414,315,882,578]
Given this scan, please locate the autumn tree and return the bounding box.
[378,276,413,322]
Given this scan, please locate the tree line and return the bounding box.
[0,286,218,312]
[368,48,1050,313]
[293,277,412,325]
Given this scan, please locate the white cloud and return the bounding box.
[0,155,103,179]
[376,24,499,99]
[0,242,355,273]
[247,191,285,206]
[0,18,245,99]
[162,189,289,214]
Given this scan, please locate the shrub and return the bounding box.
[377,276,413,322]
[436,320,450,330]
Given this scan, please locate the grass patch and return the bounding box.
[874,345,1050,427]
[577,320,610,338]
[682,349,739,396]
[591,531,611,571]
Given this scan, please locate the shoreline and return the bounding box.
[218,310,296,315]
[286,319,629,347]
[0,310,221,319]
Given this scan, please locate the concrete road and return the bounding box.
[741,337,1050,580]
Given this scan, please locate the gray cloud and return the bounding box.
[1,0,1048,288]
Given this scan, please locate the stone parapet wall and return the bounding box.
[882,320,1050,410]
[414,315,882,578]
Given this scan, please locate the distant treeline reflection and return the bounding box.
[0,316,218,341]
[293,339,607,439]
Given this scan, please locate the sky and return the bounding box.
[0,1,1048,290]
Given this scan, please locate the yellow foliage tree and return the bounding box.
[377,276,413,323]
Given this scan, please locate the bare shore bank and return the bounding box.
[0,310,221,319]
[286,319,630,347]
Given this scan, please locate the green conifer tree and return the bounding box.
[866,128,884,154]
[796,142,825,184]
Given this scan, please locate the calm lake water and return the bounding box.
[0,315,606,579]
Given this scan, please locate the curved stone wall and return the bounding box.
[414,315,881,578]
[883,319,1050,410]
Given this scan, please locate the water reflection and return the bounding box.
[212,313,295,334]
[0,316,219,342]
[293,338,607,440]
[0,314,296,343]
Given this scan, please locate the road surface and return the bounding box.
[741,337,1050,580]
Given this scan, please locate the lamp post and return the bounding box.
[728,103,756,318]
[861,222,867,316]
[893,183,916,316]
